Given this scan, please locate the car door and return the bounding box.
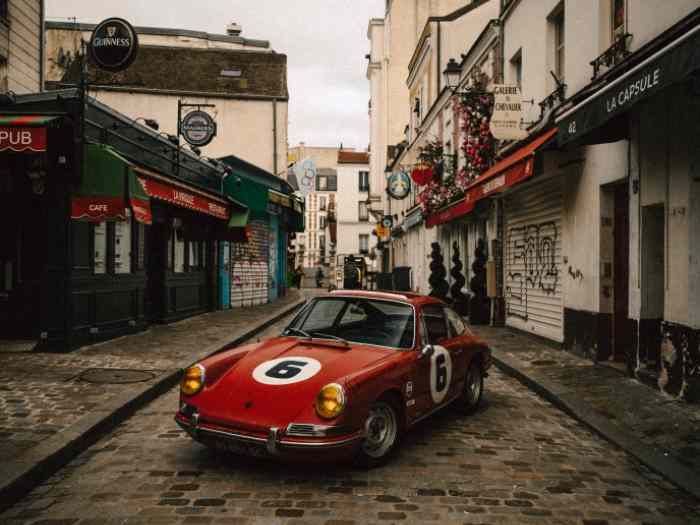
[416,305,457,414]
[443,307,471,389]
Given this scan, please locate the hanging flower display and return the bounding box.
[411,165,434,186]
[456,92,496,185]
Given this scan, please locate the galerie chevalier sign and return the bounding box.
[89,18,139,72]
[489,85,526,141]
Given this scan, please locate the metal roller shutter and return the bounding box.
[230,219,269,307]
[504,177,564,342]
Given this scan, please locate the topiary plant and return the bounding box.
[428,242,449,300]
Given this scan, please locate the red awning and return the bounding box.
[426,128,557,228]
[134,167,229,220]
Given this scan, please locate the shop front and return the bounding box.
[556,11,700,399]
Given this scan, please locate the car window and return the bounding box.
[301,299,345,332]
[422,305,448,344]
[445,307,469,337]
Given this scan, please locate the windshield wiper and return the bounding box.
[285,327,311,338]
[309,332,350,346]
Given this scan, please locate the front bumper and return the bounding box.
[174,413,364,458]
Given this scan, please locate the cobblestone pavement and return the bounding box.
[471,326,700,476]
[0,290,313,463]
[2,318,699,525]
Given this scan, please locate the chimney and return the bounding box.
[226,22,242,36]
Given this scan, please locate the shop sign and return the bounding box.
[89,18,139,72]
[293,157,316,197]
[0,127,47,152]
[181,110,217,147]
[387,170,411,200]
[138,176,229,220]
[490,85,526,141]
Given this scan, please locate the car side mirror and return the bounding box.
[420,345,434,359]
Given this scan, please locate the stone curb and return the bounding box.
[490,347,700,501]
[0,297,307,509]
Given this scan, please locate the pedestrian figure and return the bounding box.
[315,266,324,288]
[295,265,303,289]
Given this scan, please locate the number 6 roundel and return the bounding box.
[429,346,452,404]
[252,357,322,385]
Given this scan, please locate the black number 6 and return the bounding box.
[435,354,447,392]
[266,360,308,379]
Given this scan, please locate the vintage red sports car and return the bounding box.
[175,291,491,466]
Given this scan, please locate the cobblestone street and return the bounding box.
[2,317,699,525]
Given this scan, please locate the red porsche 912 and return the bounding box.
[175,291,491,467]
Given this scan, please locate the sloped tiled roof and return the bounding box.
[63,45,288,99]
[338,150,369,164]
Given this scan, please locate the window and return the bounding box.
[359,234,369,254]
[114,219,132,274]
[316,175,337,192]
[552,6,565,82]
[510,49,522,88]
[445,307,470,337]
[422,305,448,344]
[359,171,369,192]
[173,228,185,273]
[189,240,202,270]
[94,222,108,274]
[318,176,328,191]
[320,216,327,229]
[319,196,327,211]
[358,201,369,221]
[134,222,146,271]
[612,0,625,39]
[0,1,7,20]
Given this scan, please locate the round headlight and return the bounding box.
[181,364,205,396]
[315,383,346,419]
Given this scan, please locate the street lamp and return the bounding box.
[443,58,462,91]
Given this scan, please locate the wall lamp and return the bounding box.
[135,117,160,131]
[443,58,490,97]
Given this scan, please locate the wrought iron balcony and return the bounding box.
[590,33,632,80]
[539,83,567,119]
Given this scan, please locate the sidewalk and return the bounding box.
[471,325,700,499]
[0,289,314,506]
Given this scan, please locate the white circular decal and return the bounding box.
[252,357,322,385]
[429,346,452,404]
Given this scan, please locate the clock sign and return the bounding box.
[387,170,411,200]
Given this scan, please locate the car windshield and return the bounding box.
[284,297,415,349]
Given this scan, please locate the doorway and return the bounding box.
[612,184,630,361]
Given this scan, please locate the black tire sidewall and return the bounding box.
[353,397,403,469]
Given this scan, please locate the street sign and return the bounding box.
[181,110,217,147]
[89,18,139,72]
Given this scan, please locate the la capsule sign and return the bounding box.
[89,18,139,72]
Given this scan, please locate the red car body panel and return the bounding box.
[175,291,491,461]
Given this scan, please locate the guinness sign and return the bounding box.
[181,110,217,147]
[89,18,139,72]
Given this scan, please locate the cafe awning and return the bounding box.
[426,128,557,228]
[0,115,61,153]
[223,174,270,219]
[557,23,700,146]
[134,166,229,220]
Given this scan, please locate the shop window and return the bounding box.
[134,222,146,271]
[94,222,107,275]
[173,229,185,273]
[188,240,205,270]
[114,218,132,274]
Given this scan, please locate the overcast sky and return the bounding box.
[47,1,385,150]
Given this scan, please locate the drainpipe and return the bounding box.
[436,21,441,95]
[39,0,45,90]
[272,98,278,176]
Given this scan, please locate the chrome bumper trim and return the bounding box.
[175,416,363,452]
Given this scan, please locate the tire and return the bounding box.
[456,360,483,415]
[353,397,402,468]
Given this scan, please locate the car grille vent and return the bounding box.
[287,424,316,436]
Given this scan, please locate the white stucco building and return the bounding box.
[44,21,288,176]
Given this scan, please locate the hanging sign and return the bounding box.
[387,170,411,200]
[489,85,526,141]
[293,157,317,197]
[181,110,217,147]
[89,18,139,72]
[0,127,47,152]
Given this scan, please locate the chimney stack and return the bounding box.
[226,22,242,36]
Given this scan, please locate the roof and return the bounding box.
[338,151,369,164]
[61,45,288,100]
[46,20,270,49]
[329,290,441,306]
[219,154,293,194]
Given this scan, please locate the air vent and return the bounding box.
[221,69,242,78]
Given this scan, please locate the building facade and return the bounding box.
[45,21,288,176]
[369,0,700,400]
[0,0,44,94]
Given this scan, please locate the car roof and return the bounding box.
[328,290,444,306]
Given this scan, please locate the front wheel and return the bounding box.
[456,361,483,415]
[353,398,402,468]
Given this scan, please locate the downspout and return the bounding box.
[39,0,45,90]
[436,21,441,94]
[272,98,278,176]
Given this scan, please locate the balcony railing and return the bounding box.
[590,33,632,80]
[539,82,567,119]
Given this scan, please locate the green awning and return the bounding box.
[0,115,60,126]
[228,201,250,228]
[223,172,270,219]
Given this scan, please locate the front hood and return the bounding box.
[197,337,395,429]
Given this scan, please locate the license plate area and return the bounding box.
[213,437,268,457]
